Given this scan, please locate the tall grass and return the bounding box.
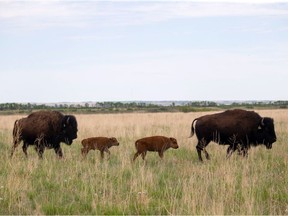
[0,110,287,214]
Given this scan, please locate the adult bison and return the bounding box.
[11,111,78,159]
[189,109,277,161]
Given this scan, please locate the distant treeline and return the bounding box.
[0,101,287,115]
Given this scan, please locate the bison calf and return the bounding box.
[133,136,179,161]
[81,137,119,159]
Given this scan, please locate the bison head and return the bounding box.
[110,137,120,146]
[61,115,78,145]
[169,137,179,149]
[257,117,277,149]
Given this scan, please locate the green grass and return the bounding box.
[0,112,287,214]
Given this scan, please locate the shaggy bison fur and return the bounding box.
[11,111,78,159]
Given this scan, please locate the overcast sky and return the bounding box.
[0,0,288,103]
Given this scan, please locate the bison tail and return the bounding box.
[189,119,197,138]
[81,139,86,146]
[135,140,139,149]
[11,120,21,157]
[12,120,20,140]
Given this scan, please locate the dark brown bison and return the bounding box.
[133,136,179,161]
[81,137,119,159]
[189,109,277,161]
[11,111,78,159]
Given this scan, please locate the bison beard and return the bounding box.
[11,111,78,159]
[190,109,277,161]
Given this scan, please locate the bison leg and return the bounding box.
[133,151,141,161]
[54,146,63,158]
[226,146,233,159]
[203,148,210,160]
[22,142,29,158]
[10,145,18,158]
[10,138,21,158]
[158,150,164,159]
[227,143,245,159]
[81,148,88,157]
[100,150,105,159]
[35,145,45,159]
[242,147,248,158]
[196,139,208,162]
[196,145,203,161]
[198,138,211,161]
[104,147,111,159]
[141,151,147,160]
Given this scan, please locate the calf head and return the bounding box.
[109,137,120,146]
[257,117,277,149]
[169,137,179,149]
[61,115,78,145]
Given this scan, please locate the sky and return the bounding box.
[0,0,288,103]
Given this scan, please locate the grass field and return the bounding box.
[0,110,287,214]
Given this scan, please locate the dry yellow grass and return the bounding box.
[0,110,287,214]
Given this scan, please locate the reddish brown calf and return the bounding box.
[133,136,179,161]
[81,137,119,159]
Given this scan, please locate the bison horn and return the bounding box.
[66,117,70,124]
[261,118,265,126]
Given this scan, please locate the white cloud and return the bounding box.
[0,1,287,31]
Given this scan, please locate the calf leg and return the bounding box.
[81,147,89,157]
[133,151,141,161]
[158,152,164,159]
[104,147,111,159]
[158,150,165,159]
[100,150,105,159]
[141,151,147,160]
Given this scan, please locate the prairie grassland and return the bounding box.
[0,110,287,215]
